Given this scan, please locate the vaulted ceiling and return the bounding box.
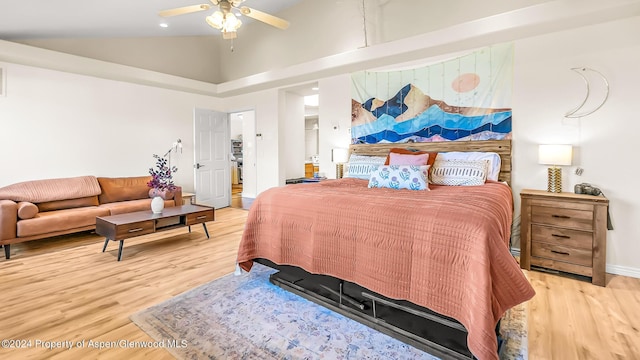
[0,0,303,39]
[2,0,638,97]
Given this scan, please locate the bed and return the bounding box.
[236,140,535,360]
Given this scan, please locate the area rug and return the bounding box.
[131,263,527,359]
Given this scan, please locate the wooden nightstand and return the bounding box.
[305,163,319,178]
[520,189,609,286]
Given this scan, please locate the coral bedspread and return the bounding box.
[237,178,535,360]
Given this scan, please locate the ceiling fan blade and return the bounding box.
[240,6,290,30]
[159,4,211,17]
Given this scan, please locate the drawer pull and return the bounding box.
[196,215,208,220]
[551,250,570,256]
[128,228,144,233]
[551,234,571,239]
[551,215,571,219]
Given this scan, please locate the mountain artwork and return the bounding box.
[351,44,513,144]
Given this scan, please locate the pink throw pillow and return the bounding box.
[388,152,430,166]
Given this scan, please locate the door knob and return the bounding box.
[195,163,205,169]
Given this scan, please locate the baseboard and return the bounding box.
[606,264,640,279]
[513,247,640,279]
[241,192,256,199]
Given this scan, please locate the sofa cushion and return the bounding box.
[17,207,110,237]
[99,198,176,215]
[0,176,101,203]
[17,202,39,219]
[37,196,99,212]
[97,176,153,204]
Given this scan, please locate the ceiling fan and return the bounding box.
[159,0,290,40]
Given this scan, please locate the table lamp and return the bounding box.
[538,144,572,193]
[332,148,349,179]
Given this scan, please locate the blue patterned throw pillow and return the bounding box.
[367,165,429,191]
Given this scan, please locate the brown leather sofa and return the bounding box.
[0,175,182,259]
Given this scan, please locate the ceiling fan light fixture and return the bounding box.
[160,0,288,41]
[206,10,241,37]
[223,12,242,32]
[222,31,238,40]
[206,11,224,29]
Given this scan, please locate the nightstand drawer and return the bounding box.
[531,242,592,267]
[531,205,593,230]
[530,257,592,277]
[531,225,593,249]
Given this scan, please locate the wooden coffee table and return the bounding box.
[96,204,215,261]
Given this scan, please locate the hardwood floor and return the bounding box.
[230,184,253,210]
[0,207,638,359]
[526,270,640,359]
[0,208,247,360]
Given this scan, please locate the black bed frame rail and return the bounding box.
[258,259,503,360]
[269,275,470,360]
[359,291,468,334]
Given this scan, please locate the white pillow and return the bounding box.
[344,155,387,180]
[430,159,489,186]
[435,152,501,181]
[368,165,430,191]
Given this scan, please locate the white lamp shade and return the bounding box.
[332,148,349,163]
[538,144,572,166]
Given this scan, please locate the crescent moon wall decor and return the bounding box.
[565,67,610,118]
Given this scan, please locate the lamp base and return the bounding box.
[547,167,562,193]
[336,163,344,179]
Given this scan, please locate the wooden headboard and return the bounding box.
[349,139,512,184]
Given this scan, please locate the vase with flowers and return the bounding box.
[147,154,178,213]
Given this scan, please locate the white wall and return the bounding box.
[229,115,243,139]
[510,18,640,275]
[282,92,305,180]
[304,117,318,161]
[318,75,352,179]
[240,110,257,198]
[16,36,222,83]
[224,89,281,195]
[218,0,548,82]
[0,61,220,192]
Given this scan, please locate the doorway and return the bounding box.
[229,112,244,209]
[229,110,256,210]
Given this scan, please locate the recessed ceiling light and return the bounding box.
[312,87,319,91]
[159,23,169,28]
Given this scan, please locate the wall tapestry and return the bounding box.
[351,43,513,144]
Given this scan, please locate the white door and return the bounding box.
[194,108,230,209]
